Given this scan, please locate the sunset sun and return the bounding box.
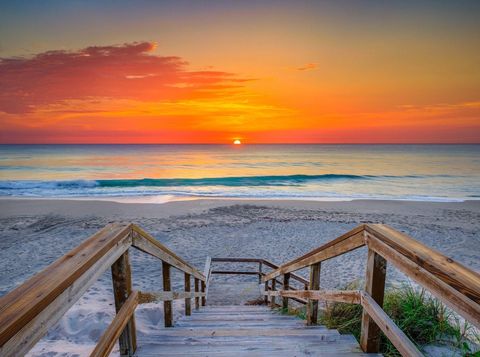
[233,139,242,145]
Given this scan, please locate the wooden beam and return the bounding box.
[211,270,261,275]
[367,235,480,328]
[131,225,205,281]
[263,225,366,281]
[138,291,205,303]
[201,281,206,307]
[360,248,387,353]
[265,290,361,304]
[270,279,276,308]
[264,280,269,304]
[258,261,263,284]
[90,291,138,357]
[365,224,480,305]
[211,257,263,263]
[282,273,290,310]
[307,263,321,325]
[203,256,212,302]
[361,292,423,357]
[194,278,200,310]
[262,260,309,285]
[0,224,131,357]
[162,262,173,327]
[111,250,136,356]
[184,273,191,316]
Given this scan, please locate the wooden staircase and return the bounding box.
[136,305,379,356]
[1,223,479,357]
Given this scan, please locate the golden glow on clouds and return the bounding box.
[0,29,479,143]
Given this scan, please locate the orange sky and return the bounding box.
[0,1,479,143]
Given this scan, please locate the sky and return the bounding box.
[0,0,479,143]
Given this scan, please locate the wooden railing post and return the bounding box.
[194,278,200,310]
[201,281,206,306]
[360,248,387,352]
[184,273,191,316]
[258,261,263,284]
[307,262,321,325]
[111,250,137,356]
[162,261,173,327]
[264,279,269,304]
[282,273,290,310]
[270,279,276,308]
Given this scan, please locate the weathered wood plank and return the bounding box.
[131,225,205,281]
[111,250,137,356]
[282,273,291,310]
[90,291,139,357]
[0,223,131,354]
[265,290,361,304]
[307,262,321,325]
[263,225,366,281]
[211,270,261,275]
[262,260,309,285]
[360,248,386,353]
[194,278,200,310]
[270,278,277,308]
[365,224,480,304]
[212,258,263,263]
[366,235,480,328]
[258,261,263,284]
[203,256,212,302]
[162,262,173,327]
[0,232,132,357]
[201,281,206,307]
[361,292,423,357]
[184,273,191,316]
[138,290,205,303]
[264,280,269,304]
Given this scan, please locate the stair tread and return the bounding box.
[140,327,337,337]
[135,304,380,356]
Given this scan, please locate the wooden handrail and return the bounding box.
[365,224,480,304]
[90,291,139,357]
[212,257,308,286]
[132,224,205,280]
[261,223,480,356]
[0,223,206,357]
[263,224,366,281]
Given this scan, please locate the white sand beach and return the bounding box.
[1,198,479,356]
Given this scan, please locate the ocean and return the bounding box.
[0,144,479,202]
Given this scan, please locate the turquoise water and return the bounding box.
[0,144,479,202]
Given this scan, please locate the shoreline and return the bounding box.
[2,197,480,219]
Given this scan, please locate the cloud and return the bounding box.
[296,63,317,71]
[0,42,249,114]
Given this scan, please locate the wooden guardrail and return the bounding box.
[262,224,480,356]
[0,223,207,357]
[210,257,309,305]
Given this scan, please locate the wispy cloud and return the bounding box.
[296,63,317,71]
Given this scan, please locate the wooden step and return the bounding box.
[139,327,338,337]
[182,314,301,322]
[136,339,365,356]
[135,304,381,356]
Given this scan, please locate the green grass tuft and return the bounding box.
[316,284,479,356]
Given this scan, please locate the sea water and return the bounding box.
[0,144,479,202]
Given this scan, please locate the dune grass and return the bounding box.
[279,283,479,356]
[318,284,478,356]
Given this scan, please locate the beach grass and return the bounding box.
[280,283,479,356]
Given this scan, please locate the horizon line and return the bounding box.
[0,142,479,145]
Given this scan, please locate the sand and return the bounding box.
[0,198,479,356]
